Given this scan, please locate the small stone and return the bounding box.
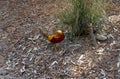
[107,34,114,39]
[96,34,107,41]
[33,34,40,40]
[108,15,120,23]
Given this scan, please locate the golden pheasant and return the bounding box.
[39,28,65,43]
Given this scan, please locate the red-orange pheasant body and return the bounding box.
[47,30,65,43]
[49,33,65,43]
[40,29,65,43]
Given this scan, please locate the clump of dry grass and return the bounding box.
[59,0,109,37]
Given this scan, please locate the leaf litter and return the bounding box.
[0,0,120,79]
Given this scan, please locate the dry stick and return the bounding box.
[88,23,97,46]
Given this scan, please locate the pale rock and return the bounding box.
[96,34,107,41]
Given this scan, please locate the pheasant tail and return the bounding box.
[38,27,48,38]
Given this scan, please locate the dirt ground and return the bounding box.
[0,0,120,79]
